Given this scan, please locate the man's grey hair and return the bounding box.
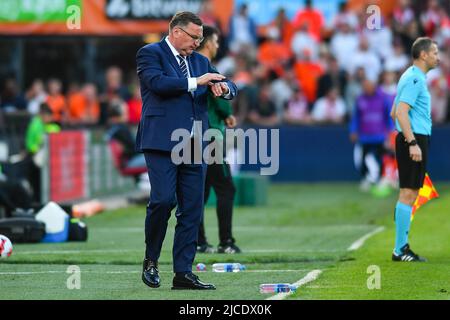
[169,11,203,31]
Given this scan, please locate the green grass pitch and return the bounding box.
[0,183,449,300]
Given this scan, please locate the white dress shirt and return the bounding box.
[165,37,197,92]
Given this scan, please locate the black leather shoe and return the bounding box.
[142,259,160,288]
[172,272,216,290]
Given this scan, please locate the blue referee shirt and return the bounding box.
[394,65,432,135]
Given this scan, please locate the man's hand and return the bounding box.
[209,82,230,97]
[409,145,422,162]
[196,73,225,86]
[224,115,237,128]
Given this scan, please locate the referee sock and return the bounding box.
[394,202,413,255]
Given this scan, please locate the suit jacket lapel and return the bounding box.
[159,39,184,78]
[187,55,196,77]
[160,39,195,100]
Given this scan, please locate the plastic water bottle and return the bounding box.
[212,263,246,272]
[259,283,297,293]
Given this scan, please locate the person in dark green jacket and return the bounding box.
[196,25,241,254]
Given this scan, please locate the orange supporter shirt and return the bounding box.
[292,9,324,41]
[68,92,100,123]
[258,41,292,76]
[280,21,295,48]
[294,61,324,103]
[46,94,66,122]
[84,101,100,122]
[68,92,85,119]
[233,71,252,87]
[267,20,295,48]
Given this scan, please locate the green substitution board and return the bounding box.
[0,0,81,22]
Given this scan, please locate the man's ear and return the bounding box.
[171,28,179,39]
[420,50,428,61]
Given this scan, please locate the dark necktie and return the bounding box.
[177,55,189,78]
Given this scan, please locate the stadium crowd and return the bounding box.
[1,0,449,129]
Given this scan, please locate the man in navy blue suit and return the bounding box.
[136,11,237,290]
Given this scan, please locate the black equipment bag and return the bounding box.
[68,218,88,242]
[0,217,45,243]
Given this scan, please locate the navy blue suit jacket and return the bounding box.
[135,39,237,152]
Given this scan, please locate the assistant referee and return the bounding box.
[390,37,440,262]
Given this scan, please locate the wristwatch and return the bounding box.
[407,139,418,146]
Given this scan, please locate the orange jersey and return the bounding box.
[258,41,292,76]
[292,9,324,41]
[46,94,66,122]
[294,61,324,103]
[68,92,100,122]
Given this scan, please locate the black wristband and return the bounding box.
[407,139,418,146]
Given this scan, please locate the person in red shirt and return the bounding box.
[127,84,142,125]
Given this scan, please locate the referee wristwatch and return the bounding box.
[407,139,418,146]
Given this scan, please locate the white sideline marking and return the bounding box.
[347,226,385,251]
[266,269,322,300]
[15,248,341,255]
[0,269,308,276]
[15,249,141,255]
[245,269,309,273]
[93,224,374,233]
[0,271,66,275]
[13,225,385,255]
[0,271,140,275]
